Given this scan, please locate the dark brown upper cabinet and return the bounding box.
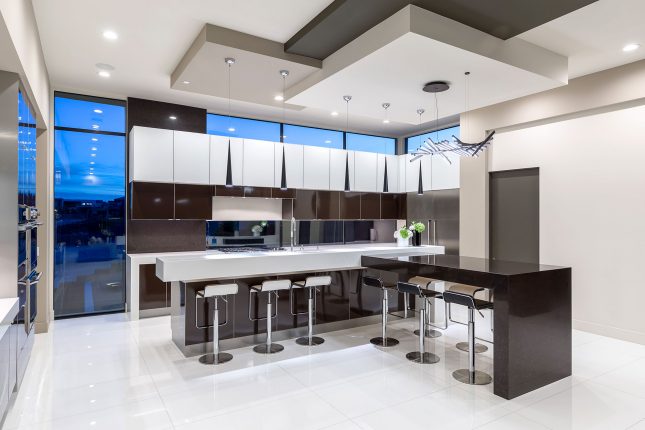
[340,192,361,219]
[381,193,407,220]
[175,184,212,220]
[360,193,381,219]
[213,185,244,197]
[293,189,317,219]
[316,191,340,219]
[243,186,272,198]
[131,182,174,219]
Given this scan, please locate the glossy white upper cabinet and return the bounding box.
[210,135,243,186]
[129,126,174,183]
[329,148,354,191]
[303,146,330,190]
[353,151,378,192]
[431,152,460,190]
[377,154,399,193]
[274,142,304,189]
[403,154,432,192]
[242,139,275,187]
[173,131,210,184]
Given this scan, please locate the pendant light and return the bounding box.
[383,157,389,192]
[224,57,235,188]
[416,108,425,195]
[279,70,289,190]
[343,95,352,192]
[381,102,390,124]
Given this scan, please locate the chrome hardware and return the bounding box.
[290,217,296,251]
[195,294,230,330]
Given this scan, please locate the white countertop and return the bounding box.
[0,298,19,326]
[154,244,444,282]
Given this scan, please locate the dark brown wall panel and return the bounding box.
[131,182,174,220]
[127,97,206,133]
[127,220,206,253]
[293,189,317,219]
[316,191,340,219]
[360,193,381,219]
[381,193,406,219]
[340,192,360,219]
[139,264,167,310]
[175,184,213,220]
[213,185,244,197]
[242,186,271,198]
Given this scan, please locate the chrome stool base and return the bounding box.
[406,351,440,364]
[370,336,399,347]
[253,343,284,354]
[456,341,488,353]
[414,328,442,338]
[452,369,492,385]
[296,336,325,346]
[198,352,233,365]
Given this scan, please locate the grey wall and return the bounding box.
[0,71,19,298]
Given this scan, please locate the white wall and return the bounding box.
[489,105,645,344]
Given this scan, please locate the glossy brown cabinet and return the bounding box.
[340,192,361,219]
[381,193,406,219]
[175,184,212,219]
[139,264,168,310]
[293,189,317,219]
[316,191,340,219]
[360,193,381,219]
[130,182,174,219]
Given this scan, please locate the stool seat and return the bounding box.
[198,283,239,298]
[408,276,439,288]
[447,283,482,296]
[293,275,332,288]
[251,279,291,292]
[292,276,331,346]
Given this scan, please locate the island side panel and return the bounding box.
[495,268,572,399]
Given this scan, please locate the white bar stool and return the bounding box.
[195,283,238,365]
[291,275,331,346]
[249,279,291,354]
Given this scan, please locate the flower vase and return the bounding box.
[397,237,409,247]
[412,231,421,246]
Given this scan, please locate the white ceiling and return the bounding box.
[32,0,645,136]
[518,0,645,78]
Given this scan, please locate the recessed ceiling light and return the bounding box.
[93,109,103,114]
[182,80,190,85]
[227,127,236,132]
[169,116,177,120]
[382,119,390,124]
[102,30,118,40]
[331,111,339,116]
[91,124,99,129]
[623,43,640,52]
[91,153,96,157]
[91,138,98,142]
[89,172,94,175]
[91,147,97,151]
[90,161,95,165]
[274,95,284,101]
[98,70,111,78]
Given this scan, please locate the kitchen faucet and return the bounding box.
[290,217,296,251]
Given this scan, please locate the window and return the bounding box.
[406,125,460,154]
[346,133,396,154]
[283,124,343,149]
[207,113,280,141]
[53,92,126,317]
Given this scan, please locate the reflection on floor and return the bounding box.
[2,313,645,430]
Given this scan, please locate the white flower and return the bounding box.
[393,231,400,239]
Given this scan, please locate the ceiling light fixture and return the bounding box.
[623,43,640,52]
[343,95,352,192]
[91,147,97,151]
[182,80,190,84]
[411,72,494,164]
[330,111,339,116]
[279,69,290,190]
[224,57,236,188]
[93,109,103,114]
[91,138,98,142]
[169,116,177,120]
[97,71,111,78]
[102,30,118,40]
[274,95,284,101]
[91,124,99,129]
[381,102,390,124]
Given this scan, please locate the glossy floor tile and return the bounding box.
[2,313,644,430]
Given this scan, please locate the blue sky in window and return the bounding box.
[283,124,343,149]
[54,97,125,133]
[406,125,460,153]
[346,133,395,154]
[207,114,280,141]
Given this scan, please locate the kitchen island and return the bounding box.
[154,244,444,356]
[361,254,572,400]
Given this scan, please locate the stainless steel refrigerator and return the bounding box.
[406,188,459,255]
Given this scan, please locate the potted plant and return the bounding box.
[394,227,411,247]
[409,221,426,246]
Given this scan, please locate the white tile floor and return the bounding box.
[2,313,644,430]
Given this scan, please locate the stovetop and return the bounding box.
[216,246,286,253]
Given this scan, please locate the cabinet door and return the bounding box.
[129,126,174,183]
[174,131,210,184]
[274,143,304,189]
[329,149,354,191]
[243,139,275,187]
[431,152,460,190]
[377,154,399,193]
[354,151,378,192]
[210,135,243,186]
[303,146,330,190]
[404,154,432,192]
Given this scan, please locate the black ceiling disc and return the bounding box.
[423,81,450,93]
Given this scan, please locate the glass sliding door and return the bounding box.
[53,92,126,317]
